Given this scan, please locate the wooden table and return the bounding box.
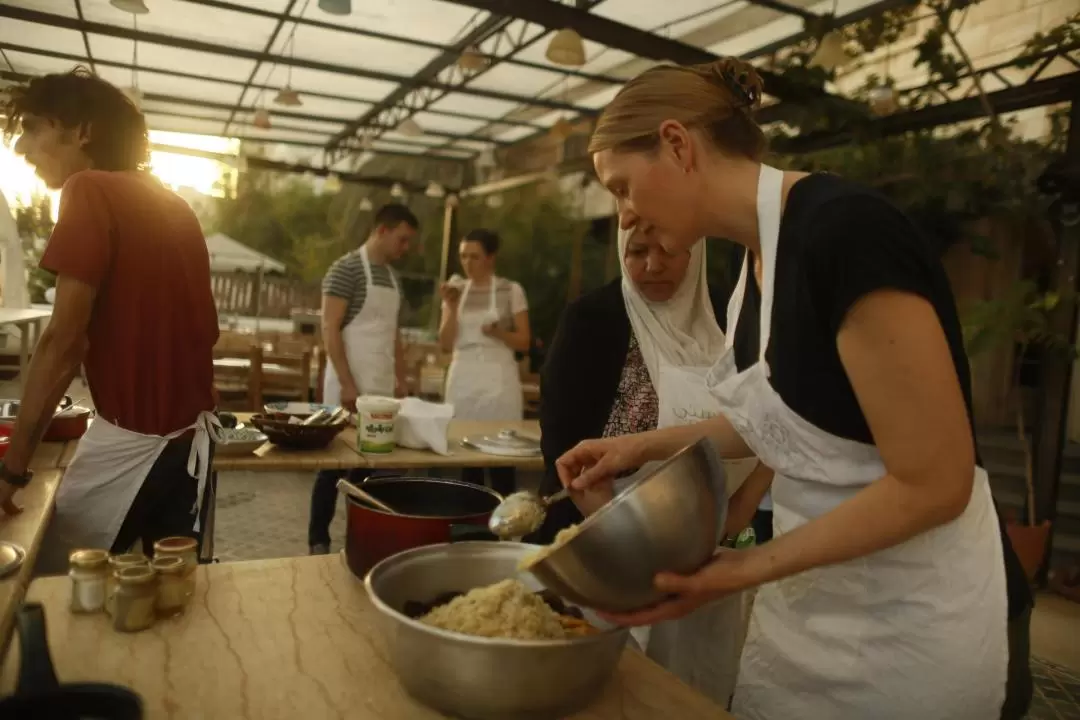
[0,469,61,654]
[0,309,51,379]
[212,419,545,473]
[0,441,69,648]
[2,556,732,720]
[361,419,544,472]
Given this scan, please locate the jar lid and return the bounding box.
[0,541,26,579]
[109,552,149,568]
[150,556,186,575]
[461,429,541,457]
[154,536,197,554]
[116,565,156,585]
[69,548,108,570]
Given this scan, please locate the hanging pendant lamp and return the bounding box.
[253,108,272,130]
[808,30,847,71]
[318,0,351,15]
[545,28,586,67]
[425,182,445,198]
[110,0,149,14]
[550,116,573,141]
[359,197,373,211]
[274,87,303,107]
[868,86,900,116]
[390,183,405,198]
[457,46,488,71]
[396,118,423,137]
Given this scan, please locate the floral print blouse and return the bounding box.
[602,333,659,438]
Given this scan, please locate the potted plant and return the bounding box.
[964,280,1070,580]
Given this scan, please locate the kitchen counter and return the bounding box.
[2,555,732,720]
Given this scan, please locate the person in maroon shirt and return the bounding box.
[0,68,220,569]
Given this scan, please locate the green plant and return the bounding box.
[12,194,56,304]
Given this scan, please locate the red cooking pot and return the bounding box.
[343,477,502,579]
[0,396,92,442]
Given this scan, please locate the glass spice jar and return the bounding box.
[105,553,150,617]
[153,537,198,582]
[112,565,158,633]
[151,556,193,616]
[68,549,109,614]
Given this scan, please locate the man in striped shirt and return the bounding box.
[310,203,417,554]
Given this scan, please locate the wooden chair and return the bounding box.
[257,347,313,407]
[212,345,261,411]
[521,371,541,419]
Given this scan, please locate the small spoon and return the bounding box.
[336,479,399,515]
[488,488,571,539]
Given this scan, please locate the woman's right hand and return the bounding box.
[556,434,649,492]
[439,283,461,305]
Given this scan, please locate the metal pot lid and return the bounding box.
[461,429,541,457]
[0,541,26,579]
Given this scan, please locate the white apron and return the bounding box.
[38,411,219,573]
[445,279,523,421]
[634,360,755,707]
[709,165,1007,719]
[322,246,401,402]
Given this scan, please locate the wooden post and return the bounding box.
[1030,92,1080,580]
[431,199,458,332]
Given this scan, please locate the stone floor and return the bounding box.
[1030,658,1080,720]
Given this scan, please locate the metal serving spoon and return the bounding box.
[488,488,571,539]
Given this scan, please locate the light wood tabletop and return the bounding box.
[2,555,733,720]
[0,469,61,654]
[211,418,545,473]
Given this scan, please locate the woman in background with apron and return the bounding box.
[439,229,531,497]
[609,225,771,706]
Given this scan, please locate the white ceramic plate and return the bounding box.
[263,402,336,416]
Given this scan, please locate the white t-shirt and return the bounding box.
[457,276,528,330]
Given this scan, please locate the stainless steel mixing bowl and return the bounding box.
[525,437,726,613]
[364,541,630,720]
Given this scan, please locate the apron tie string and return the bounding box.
[186,412,222,532]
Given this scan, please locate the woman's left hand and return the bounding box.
[481,322,500,338]
[598,548,758,627]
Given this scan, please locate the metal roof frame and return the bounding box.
[440,0,837,103]
[178,0,623,86]
[0,42,546,132]
[0,5,595,114]
[325,0,609,161]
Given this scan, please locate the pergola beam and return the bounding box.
[774,72,1080,154]
[0,6,594,114]
[743,0,819,22]
[0,42,546,130]
[223,0,298,134]
[0,67,478,161]
[177,0,622,86]
[326,14,510,153]
[440,0,830,102]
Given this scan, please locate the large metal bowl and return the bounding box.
[526,437,726,613]
[364,541,630,720]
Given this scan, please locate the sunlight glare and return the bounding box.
[1,129,239,218]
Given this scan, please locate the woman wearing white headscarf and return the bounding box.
[531,225,773,706]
